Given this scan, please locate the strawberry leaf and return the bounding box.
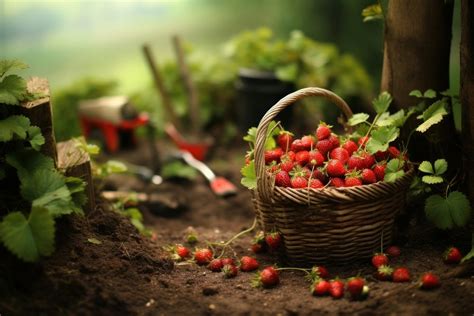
[425,191,471,230]
[422,175,444,184]
[416,99,448,133]
[434,159,448,175]
[0,59,28,77]
[27,126,45,151]
[348,113,370,126]
[376,109,407,128]
[0,115,30,142]
[423,89,437,99]
[418,161,434,174]
[362,4,383,22]
[366,126,399,154]
[384,158,405,183]
[0,207,55,262]
[372,91,392,114]
[0,74,28,105]
[6,148,55,180]
[409,90,423,98]
[241,160,256,189]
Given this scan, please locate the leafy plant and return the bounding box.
[161,161,197,180]
[111,195,151,237]
[0,60,87,262]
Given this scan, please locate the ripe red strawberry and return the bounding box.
[316,139,333,156]
[393,267,410,282]
[347,155,365,170]
[386,245,401,257]
[251,231,267,254]
[222,264,238,278]
[251,243,265,253]
[309,179,324,189]
[308,150,325,167]
[257,266,280,288]
[245,155,251,165]
[311,265,330,279]
[375,150,389,161]
[330,147,350,164]
[275,171,291,187]
[280,160,294,173]
[240,256,259,272]
[388,146,401,158]
[291,139,306,152]
[221,258,235,266]
[316,123,332,140]
[330,177,345,187]
[372,253,389,268]
[281,151,296,162]
[312,279,331,296]
[194,248,213,265]
[358,136,370,148]
[373,164,386,181]
[329,279,345,299]
[176,245,190,259]
[264,147,283,164]
[420,272,440,290]
[265,232,282,250]
[343,140,358,156]
[361,152,376,169]
[376,265,393,281]
[278,131,294,152]
[347,277,365,299]
[291,176,308,189]
[444,247,462,264]
[295,150,310,166]
[328,134,340,149]
[208,258,223,272]
[301,135,315,150]
[345,176,362,187]
[312,168,328,183]
[327,159,345,177]
[361,168,377,184]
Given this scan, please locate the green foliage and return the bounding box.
[161,161,197,180]
[425,191,471,230]
[384,159,405,183]
[348,113,370,126]
[418,159,447,184]
[243,121,281,150]
[372,91,392,114]
[0,115,31,141]
[94,160,127,179]
[415,98,449,133]
[112,197,151,236]
[366,126,399,154]
[0,207,55,262]
[362,3,383,22]
[52,77,117,141]
[0,59,28,77]
[240,160,256,190]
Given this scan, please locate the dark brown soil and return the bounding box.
[1,142,473,316]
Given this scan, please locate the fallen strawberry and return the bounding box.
[386,245,401,257]
[240,256,259,272]
[221,258,235,266]
[393,267,410,282]
[329,279,345,299]
[347,277,365,300]
[372,253,389,268]
[222,264,238,278]
[376,265,393,281]
[194,248,213,265]
[208,258,223,272]
[265,232,282,251]
[311,265,330,280]
[312,279,331,296]
[251,231,267,254]
[444,247,462,264]
[254,266,280,288]
[176,244,190,259]
[420,272,440,290]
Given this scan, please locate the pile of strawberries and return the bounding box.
[261,122,403,188]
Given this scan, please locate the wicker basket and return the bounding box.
[252,87,414,267]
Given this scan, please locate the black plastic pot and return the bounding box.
[235,68,295,132]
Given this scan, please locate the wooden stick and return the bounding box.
[172,35,200,135]
[142,44,181,130]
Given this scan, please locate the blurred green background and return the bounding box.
[0,0,461,140]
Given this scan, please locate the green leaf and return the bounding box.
[0,207,55,262]
[409,90,423,98]
[275,63,298,82]
[161,161,197,180]
[0,115,30,142]
[27,126,45,151]
[422,99,448,121]
[0,59,28,77]
[87,237,102,245]
[418,161,434,174]
[348,113,370,126]
[425,191,471,229]
[384,170,405,183]
[422,175,444,184]
[243,121,280,150]
[423,89,437,99]
[0,74,28,105]
[362,4,383,22]
[6,148,55,180]
[376,110,406,127]
[372,91,392,114]
[366,126,399,154]
[65,177,87,215]
[416,112,447,133]
[95,160,128,178]
[384,158,405,182]
[434,159,448,175]
[240,160,256,189]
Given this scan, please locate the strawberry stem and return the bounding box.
[357,113,381,152]
[213,217,257,258]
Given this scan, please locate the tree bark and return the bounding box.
[381,0,454,108]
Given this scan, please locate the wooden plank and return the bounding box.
[57,138,95,213]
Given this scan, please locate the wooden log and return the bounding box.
[19,77,58,164]
[57,138,95,213]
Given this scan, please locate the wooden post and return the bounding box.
[57,138,95,213]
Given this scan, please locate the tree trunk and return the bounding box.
[381,0,453,108]
[461,0,474,229]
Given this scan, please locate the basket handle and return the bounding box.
[254,87,353,202]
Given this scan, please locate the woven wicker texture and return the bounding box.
[251,87,414,266]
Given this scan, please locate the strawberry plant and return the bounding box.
[0,60,87,262]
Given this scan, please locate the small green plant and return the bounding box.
[111,194,151,237]
[0,60,87,262]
